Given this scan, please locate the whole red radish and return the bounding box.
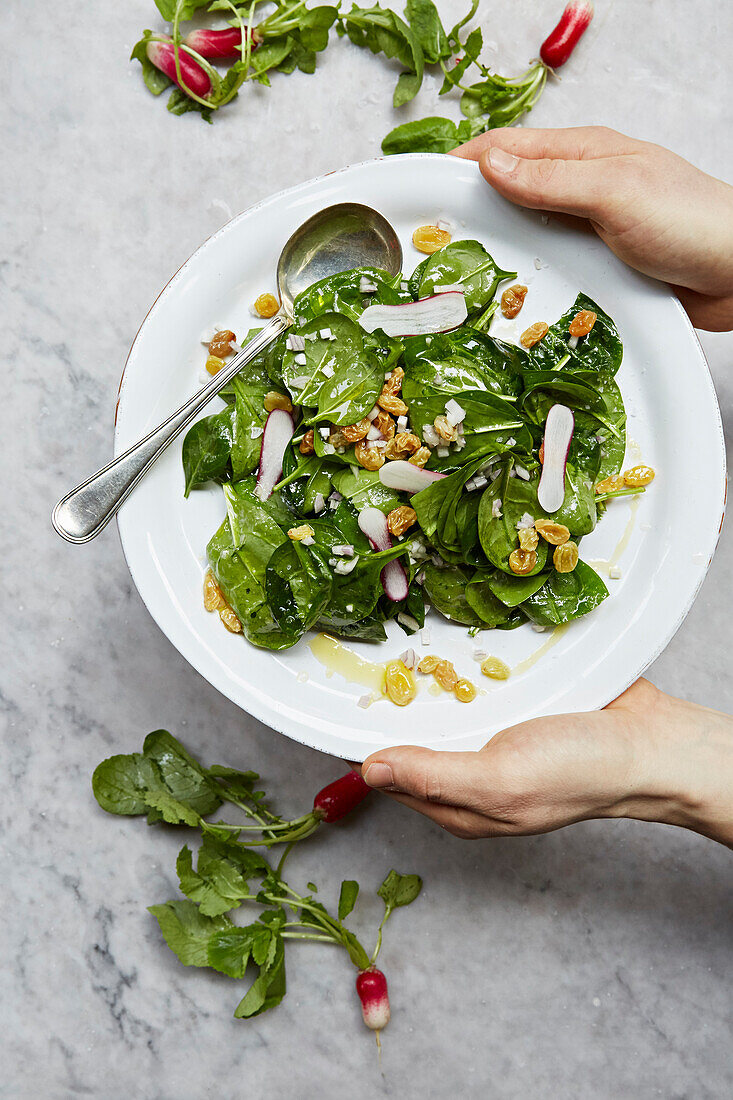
[540,1,594,69]
[184,27,260,60]
[146,40,212,98]
[313,771,371,823]
[356,967,391,1031]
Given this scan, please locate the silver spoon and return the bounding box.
[52,202,403,544]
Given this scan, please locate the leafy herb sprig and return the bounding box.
[93,730,422,1022]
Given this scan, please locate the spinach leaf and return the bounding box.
[522,561,609,626]
[381,115,481,155]
[478,466,549,575]
[553,463,597,535]
[411,240,516,312]
[182,405,236,495]
[330,467,402,513]
[402,329,524,400]
[265,540,334,637]
[487,568,548,607]
[293,267,409,324]
[554,293,623,377]
[464,575,517,626]
[282,313,363,407]
[339,4,425,106]
[402,384,530,469]
[422,561,484,627]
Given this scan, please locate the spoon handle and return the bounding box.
[52,314,290,544]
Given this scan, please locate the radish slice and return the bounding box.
[537,404,574,513]
[254,409,294,501]
[358,507,409,602]
[379,460,447,494]
[359,292,467,337]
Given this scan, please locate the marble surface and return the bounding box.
[2,1,732,1096]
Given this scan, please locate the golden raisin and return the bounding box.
[329,429,349,448]
[355,439,384,471]
[481,656,511,681]
[385,432,421,460]
[569,309,597,338]
[219,606,243,633]
[534,519,570,545]
[205,354,226,376]
[385,660,417,706]
[373,409,396,440]
[299,429,315,455]
[623,465,655,488]
[553,541,579,573]
[518,527,539,552]
[254,293,279,318]
[454,678,477,703]
[412,225,452,254]
[382,367,405,398]
[378,394,409,417]
[500,284,528,319]
[264,390,293,413]
[288,524,315,541]
[409,446,431,468]
[387,505,417,537]
[520,322,549,349]
[433,659,458,692]
[509,548,537,575]
[208,329,236,357]
[341,418,371,443]
[203,569,226,612]
[433,415,458,442]
[417,654,441,674]
[539,442,545,464]
[596,474,626,495]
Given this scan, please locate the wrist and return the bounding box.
[607,684,733,847]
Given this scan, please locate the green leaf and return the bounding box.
[92,752,160,816]
[522,561,609,626]
[404,0,450,63]
[478,466,549,576]
[338,879,360,920]
[340,4,425,105]
[422,561,485,627]
[234,937,286,1018]
[131,32,172,96]
[181,406,236,495]
[381,115,461,155]
[207,924,274,978]
[487,569,548,608]
[411,240,516,313]
[378,870,422,912]
[176,843,252,917]
[143,730,222,817]
[148,899,232,968]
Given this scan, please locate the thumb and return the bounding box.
[479,144,608,220]
[361,746,484,808]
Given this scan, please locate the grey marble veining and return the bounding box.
[2,1,732,1097]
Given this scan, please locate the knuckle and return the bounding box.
[422,771,444,804]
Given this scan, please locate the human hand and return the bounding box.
[360,680,733,848]
[452,126,733,331]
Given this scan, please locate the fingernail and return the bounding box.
[488,147,519,174]
[363,762,395,788]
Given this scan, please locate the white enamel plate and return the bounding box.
[116,155,726,761]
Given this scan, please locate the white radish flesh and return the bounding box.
[357,507,409,602]
[379,460,446,494]
[537,403,574,513]
[359,292,467,337]
[254,409,294,501]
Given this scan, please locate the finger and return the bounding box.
[451,125,630,164]
[478,146,613,219]
[361,745,487,809]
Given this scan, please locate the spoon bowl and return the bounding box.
[52,202,402,543]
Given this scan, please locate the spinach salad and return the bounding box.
[183,235,652,667]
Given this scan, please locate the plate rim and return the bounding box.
[114,153,728,761]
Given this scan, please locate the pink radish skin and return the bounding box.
[358,507,409,602]
[254,410,294,501]
[146,40,212,98]
[537,404,574,513]
[356,967,390,1031]
[540,1,594,68]
[379,460,446,495]
[359,292,467,338]
[313,771,371,822]
[184,27,259,59]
